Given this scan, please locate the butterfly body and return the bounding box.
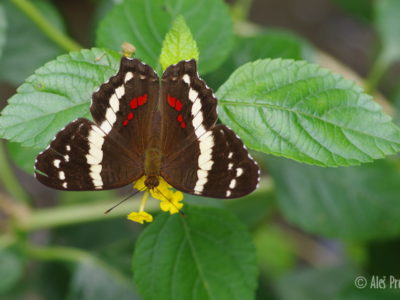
[35,57,260,198]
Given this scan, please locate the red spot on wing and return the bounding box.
[127,112,134,120]
[175,100,183,111]
[177,114,183,122]
[180,122,186,128]
[123,120,129,126]
[130,98,137,109]
[168,95,176,107]
[138,95,146,105]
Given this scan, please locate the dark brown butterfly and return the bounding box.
[35,57,260,198]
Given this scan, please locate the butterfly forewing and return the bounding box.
[160,60,260,198]
[35,58,159,190]
[91,57,159,156]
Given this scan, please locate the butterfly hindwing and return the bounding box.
[35,118,143,190]
[194,124,260,198]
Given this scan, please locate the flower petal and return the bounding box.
[127,211,153,224]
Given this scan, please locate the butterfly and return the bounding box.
[34,57,260,198]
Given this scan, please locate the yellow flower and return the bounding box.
[133,176,146,190]
[127,189,153,224]
[148,177,184,215]
[127,211,153,224]
[128,176,184,223]
[159,196,183,214]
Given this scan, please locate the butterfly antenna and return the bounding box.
[104,188,142,214]
[154,187,186,217]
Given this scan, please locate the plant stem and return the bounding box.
[231,0,254,21]
[365,55,390,94]
[26,244,97,263]
[17,197,159,231]
[0,141,30,204]
[10,0,82,52]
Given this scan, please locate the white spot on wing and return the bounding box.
[106,108,116,124]
[229,179,236,189]
[193,113,203,129]
[189,89,198,102]
[92,125,105,137]
[90,165,102,173]
[110,94,119,112]
[88,127,105,148]
[86,127,105,169]
[236,168,243,177]
[226,190,232,197]
[195,126,206,137]
[196,177,207,186]
[59,171,65,180]
[228,163,233,170]
[182,74,190,84]
[62,182,68,188]
[100,121,112,133]
[199,149,212,165]
[115,85,125,99]
[191,100,201,115]
[88,147,103,162]
[124,72,133,83]
[90,171,102,181]
[53,159,61,168]
[201,160,213,171]
[194,132,215,192]
[199,134,214,153]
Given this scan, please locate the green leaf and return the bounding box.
[7,142,41,174]
[0,0,65,85]
[159,15,199,70]
[133,205,258,300]
[0,250,24,293]
[268,157,400,240]
[0,48,121,149]
[68,261,140,300]
[0,4,6,61]
[217,59,400,167]
[230,30,313,64]
[96,0,233,74]
[204,30,313,89]
[375,0,400,65]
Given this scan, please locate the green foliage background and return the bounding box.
[1,0,400,299]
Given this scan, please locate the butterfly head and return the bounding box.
[144,175,160,190]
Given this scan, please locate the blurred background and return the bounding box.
[1,0,400,299]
